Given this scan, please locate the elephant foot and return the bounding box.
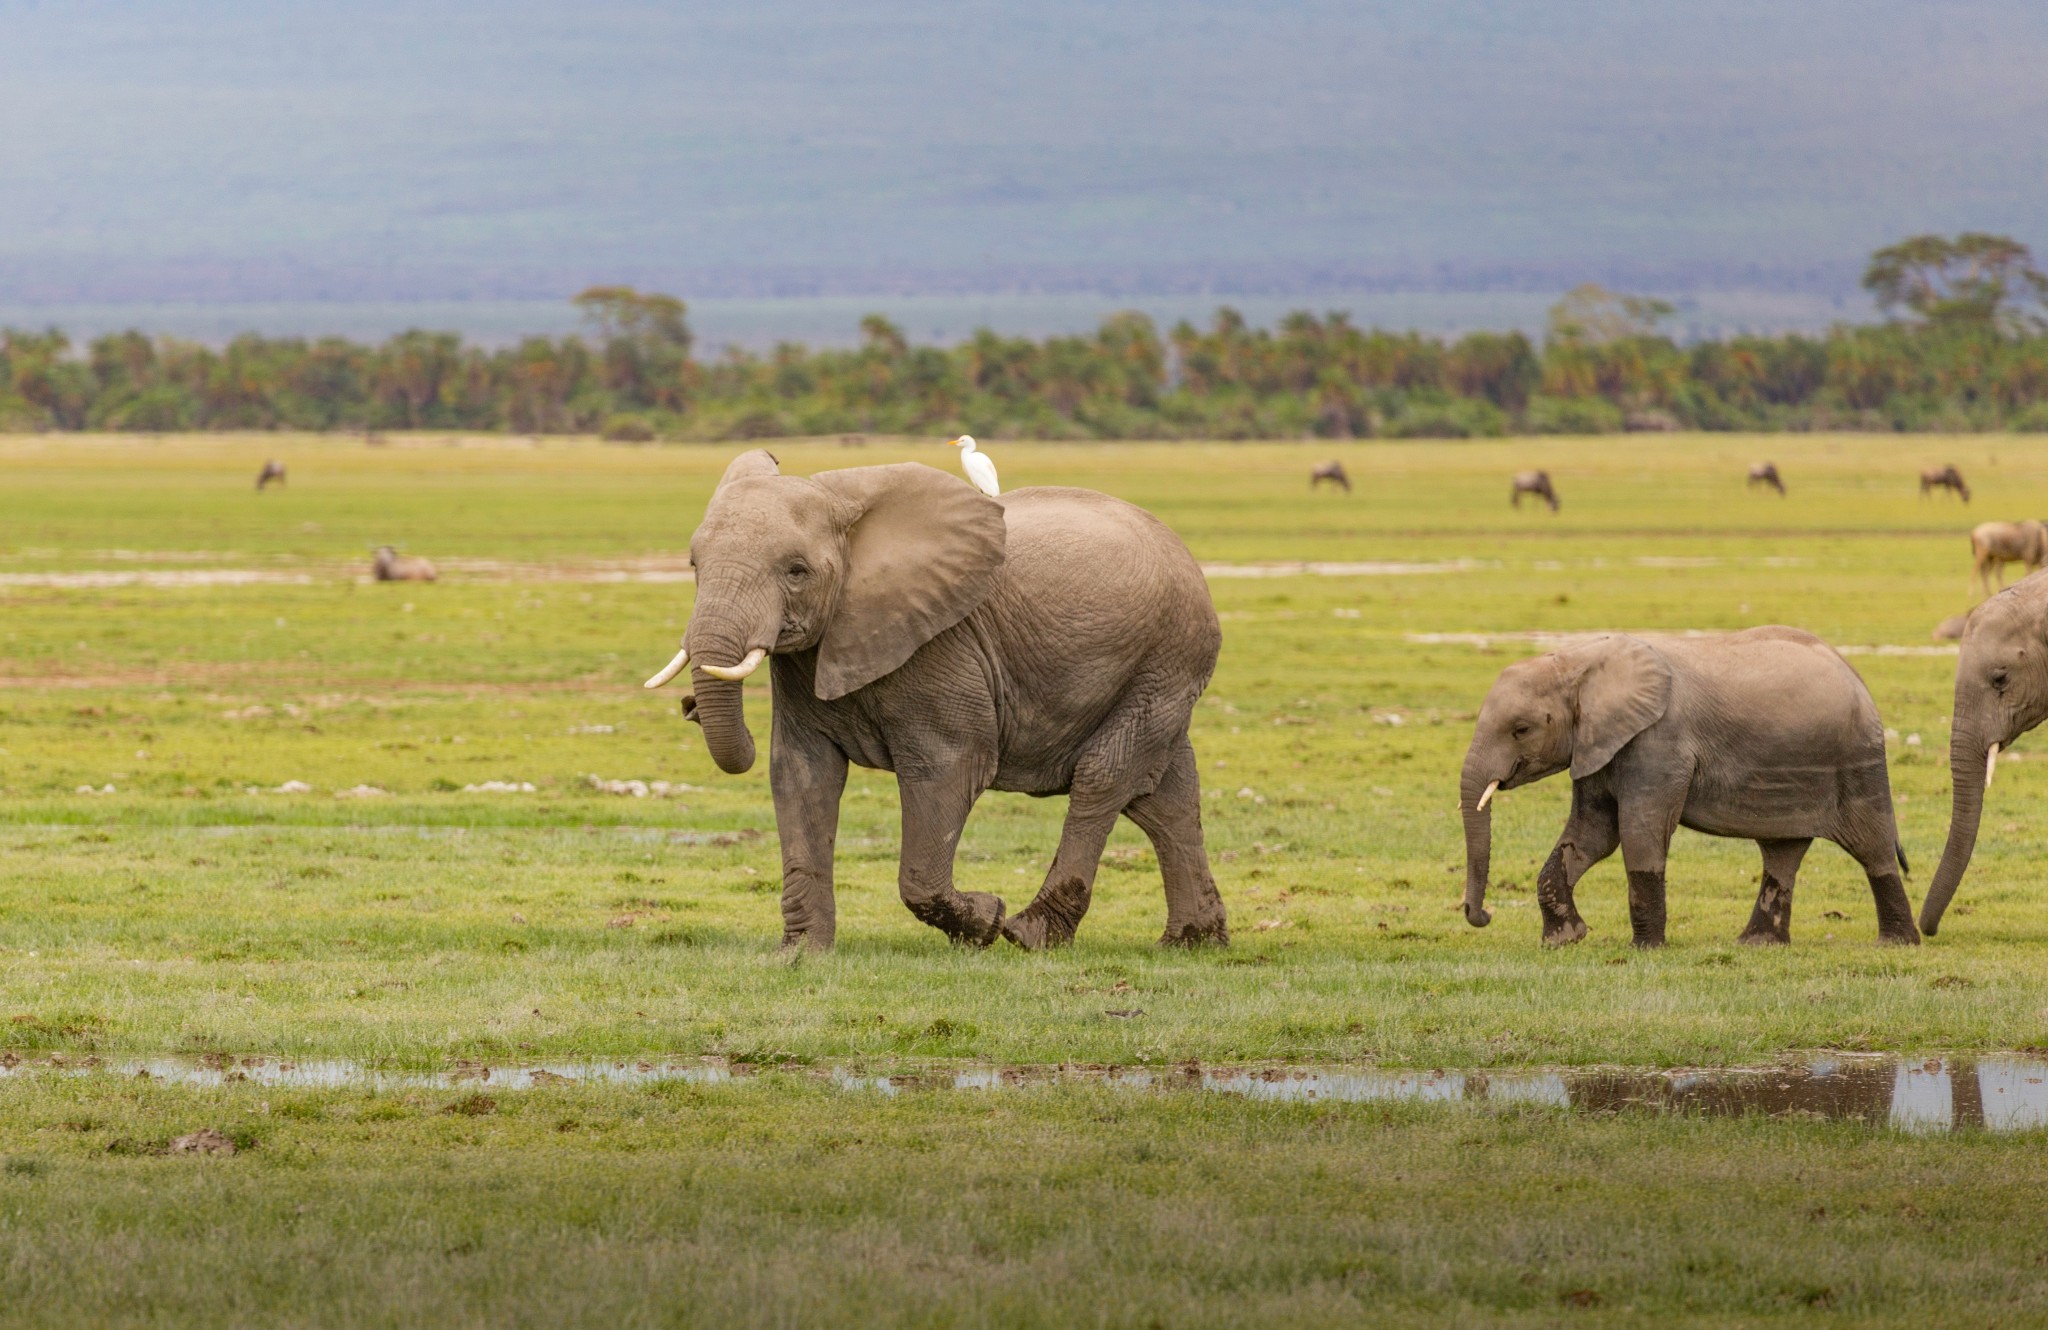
[1000,910,1066,951]
[906,891,1006,948]
[1158,911,1229,948]
[779,927,834,953]
[1541,917,1588,948]
[1877,927,1922,947]
[1736,927,1789,947]
[1002,875,1092,950]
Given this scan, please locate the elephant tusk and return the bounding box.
[1474,780,1499,812]
[643,643,690,689]
[700,648,767,682]
[1986,742,2000,788]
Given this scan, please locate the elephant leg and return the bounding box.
[769,720,848,950]
[1739,838,1809,945]
[1123,736,1228,948]
[1842,836,1920,946]
[1003,688,1187,951]
[896,771,1006,947]
[1617,797,1680,948]
[1536,785,1618,947]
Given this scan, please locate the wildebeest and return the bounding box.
[1920,466,1970,502]
[1932,613,1969,642]
[372,546,438,582]
[1746,462,1785,496]
[255,459,287,491]
[1970,520,2048,596]
[1309,460,1352,493]
[1510,470,1560,512]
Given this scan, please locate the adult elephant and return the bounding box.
[1922,575,2048,935]
[644,450,1228,952]
[1458,629,1916,948]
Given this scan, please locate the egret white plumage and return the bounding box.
[949,435,1000,497]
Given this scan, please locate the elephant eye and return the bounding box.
[1511,722,1532,739]
[1990,668,2010,691]
[785,560,810,582]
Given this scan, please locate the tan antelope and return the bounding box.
[1510,470,1560,512]
[372,546,438,582]
[1970,520,2048,596]
[1920,466,1970,502]
[1746,462,1785,496]
[255,459,287,491]
[1309,460,1352,493]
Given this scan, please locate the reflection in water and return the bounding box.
[2,1053,2043,1132]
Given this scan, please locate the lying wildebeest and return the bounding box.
[372,546,438,582]
[1971,520,2048,596]
[1510,470,1560,512]
[255,459,287,491]
[1309,460,1352,493]
[1920,466,1970,502]
[1746,462,1785,496]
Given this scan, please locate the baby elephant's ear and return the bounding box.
[809,463,1006,701]
[1563,635,1673,779]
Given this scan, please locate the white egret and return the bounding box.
[949,435,1000,497]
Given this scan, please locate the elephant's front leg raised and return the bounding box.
[770,721,849,950]
[1536,784,1619,947]
[895,771,1006,946]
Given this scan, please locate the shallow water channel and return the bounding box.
[5,1053,2044,1133]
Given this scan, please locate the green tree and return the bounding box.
[1863,233,2048,332]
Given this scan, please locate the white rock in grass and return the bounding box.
[336,784,389,798]
[274,780,314,794]
[463,780,537,793]
[76,784,116,796]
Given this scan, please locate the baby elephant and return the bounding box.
[372,546,438,582]
[1458,628,1916,948]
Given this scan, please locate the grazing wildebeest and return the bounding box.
[1970,520,2048,596]
[1920,466,1970,502]
[255,459,287,491]
[1746,462,1785,496]
[1309,460,1352,493]
[372,546,438,582]
[1510,470,1560,512]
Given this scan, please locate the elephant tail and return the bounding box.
[1895,839,1910,877]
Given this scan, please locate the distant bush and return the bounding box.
[1525,395,1624,435]
[600,413,657,443]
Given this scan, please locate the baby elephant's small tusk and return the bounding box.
[1475,780,1499,812]
[701,648,767,681]
[643,643,690,689]
[1986,742,2001,788]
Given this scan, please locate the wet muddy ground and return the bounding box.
[6,1052,2042,1133]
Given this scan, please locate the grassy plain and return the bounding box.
[2,432,2047,1326]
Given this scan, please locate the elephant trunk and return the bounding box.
[685,578,779,776]
[1460,759,1497,927]
[1922,725,1991,936]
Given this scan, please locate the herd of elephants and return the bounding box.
[251,446,2033,954]
[608,446,2048,955]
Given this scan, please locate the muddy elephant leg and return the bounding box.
[1123,736,1228,948]
[1617,796,1680,948]
[895,772,1006,946]
[1739,838,1809,945]
[1000,798,1120,951]
[1536,783,1618,947]
[770,721,848,950]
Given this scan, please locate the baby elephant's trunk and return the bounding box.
[1459,762,1496,927]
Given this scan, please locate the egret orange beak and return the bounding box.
[948,436,965,447]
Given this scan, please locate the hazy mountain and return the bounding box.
[1,0,2044,327]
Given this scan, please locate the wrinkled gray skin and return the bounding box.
[1970,521,2048,597]
[1511,470,1559,512]
[1460,628,1916,948]
[1924,574,2048,935]
[662,450,1228,951]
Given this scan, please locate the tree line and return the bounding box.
[4,236,2046,441]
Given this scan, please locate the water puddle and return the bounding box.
[3,1053,2042,1131]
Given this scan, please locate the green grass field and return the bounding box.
[3,432,2046,1326]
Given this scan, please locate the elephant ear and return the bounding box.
[810,463,1007,701]
[715,449,780,489]
[1562,635,1673,779]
